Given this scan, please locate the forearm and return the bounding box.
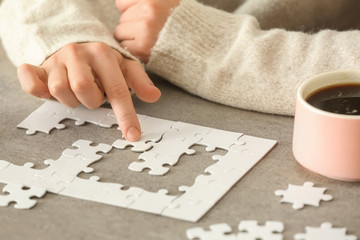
[147,0,360,116]
[0,0,134,67]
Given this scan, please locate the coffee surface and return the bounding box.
[306,84,360,115]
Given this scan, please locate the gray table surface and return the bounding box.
[0,45,359,240]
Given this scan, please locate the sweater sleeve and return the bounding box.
[0,0,136,67]
[146,0,360,116]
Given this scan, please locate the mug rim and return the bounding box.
[298,70,360,120]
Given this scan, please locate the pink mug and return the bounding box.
[292,70,360,181]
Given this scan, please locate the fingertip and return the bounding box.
[125,126,141,141]
[144,86,161,103]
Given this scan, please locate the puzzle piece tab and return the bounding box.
[294,222,357,240]
[275,182,333,210]
[238,220,284,240]
[186,223,237,240]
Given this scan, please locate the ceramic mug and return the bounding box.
[292,70,360,181]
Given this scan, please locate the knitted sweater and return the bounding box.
[1,0,360,116]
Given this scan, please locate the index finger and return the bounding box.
[91,48,141,141]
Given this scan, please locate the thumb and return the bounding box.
[17,64,50,99]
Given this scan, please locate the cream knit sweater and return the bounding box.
[1,0,360,116]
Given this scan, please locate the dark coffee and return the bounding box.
[306,84,360,115]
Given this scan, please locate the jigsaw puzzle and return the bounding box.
[294,222,357,240]
[4,100,277,222]
[274,182,333,210]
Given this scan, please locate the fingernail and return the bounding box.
[126,127,140,141]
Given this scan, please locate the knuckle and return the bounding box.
[92,42,109,53]
[63,43,79,55]
[61,43,82,61]
[90,42,114,60]
[71,78,91,93]
[49,80,67,95]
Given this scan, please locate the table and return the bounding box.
[0,45,359,240]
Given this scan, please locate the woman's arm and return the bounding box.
[146,0,360,116]
[0,0,135,66]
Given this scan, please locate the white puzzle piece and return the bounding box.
[17,112,66,135]
[212,135,277,171]
[112,115,174,152]
[238,220,284,240]
[0,183,46,209]
[128,189,176,215]
[128,127,200,175]
[274,182,333,210]
[294,222,357,240]
[186,223,237,240]
[186,221,284,240]
[195,129,243,152]
[62,139,112,161]
[17,100,118,134]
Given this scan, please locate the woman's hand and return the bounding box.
[17,42,161,141]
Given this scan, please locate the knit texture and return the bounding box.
[0,0,136,66]
[147,0,360,115]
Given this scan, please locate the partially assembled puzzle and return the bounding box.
[0,100,277,222]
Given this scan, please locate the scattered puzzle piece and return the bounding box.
[186,223,237,240]
[294,222,357,240]
[238,220,284,240]
[274,182,333,210]
[0,183,46,209]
